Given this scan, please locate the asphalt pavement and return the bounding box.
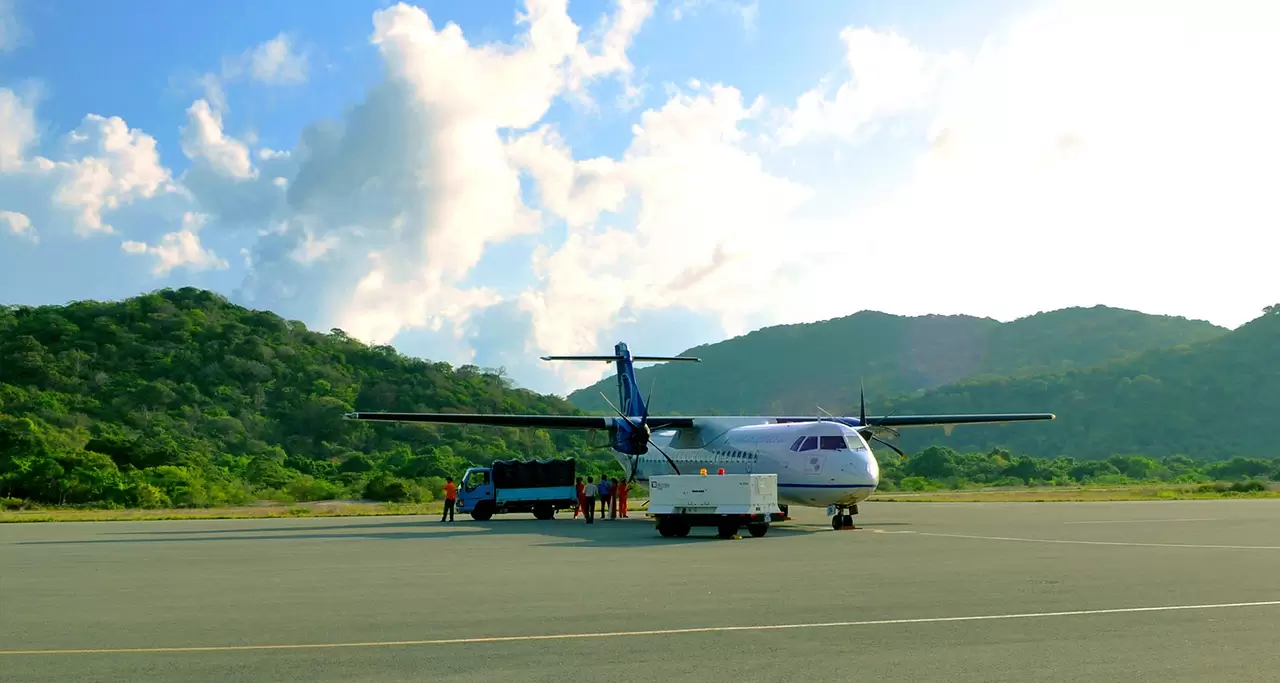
[4,499,1280,682]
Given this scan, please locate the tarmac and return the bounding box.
[4,498,1280,682]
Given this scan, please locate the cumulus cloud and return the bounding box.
[0,86,36,170]
[121,212,229,276]
[775,27,963,147]
[198,32,310,115]
[241,33,309,85]
[764,0,1280,329]
[1,209,33,241]
[0,90,186,240]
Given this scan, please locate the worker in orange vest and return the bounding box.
[573,477,585,518]
[616,478,629,518]
[441,477,457,523]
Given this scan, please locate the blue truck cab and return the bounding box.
[457,458,579,521]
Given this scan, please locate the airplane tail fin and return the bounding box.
[541,342,699,418]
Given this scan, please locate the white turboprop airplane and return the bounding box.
[343,342,1055,529]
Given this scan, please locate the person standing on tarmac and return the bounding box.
[609,477,619,519]
[582,477,598,524]
[616,478,629,518]
[441,477,457,523]
[573,477,585,519]
[598,477,611,519]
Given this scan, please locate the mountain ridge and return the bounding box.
[565,304,1227,415]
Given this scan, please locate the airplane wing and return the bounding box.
[342,411,1050,430]
[776,413,1055,428]
[342,412,697,430]
[858,413,1055,428]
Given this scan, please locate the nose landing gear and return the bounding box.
[831,504,858,530]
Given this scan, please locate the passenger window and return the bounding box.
[819,436,847,450]
[799,436,818,451]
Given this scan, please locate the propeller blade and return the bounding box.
[642,375,657,423]
[597,391,631,423]
[870,435,908,459]
[647,437,681,476]
[859,378,866,425]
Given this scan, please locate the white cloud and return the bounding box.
[222,0,658,348]
[0,209,33,241]
[0,87,36,171]
[0,93,184,239]
[565,0,655,108]
[775,27,962,147]
[243,33,309,85]
[196,32,310,118]
[121,212,229,276]
[502,82,814,389]
[764,0,1280,329]
[181,99,256,179]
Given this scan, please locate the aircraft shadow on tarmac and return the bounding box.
[14,516,910,549]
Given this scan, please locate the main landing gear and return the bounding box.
[831,504,858,530]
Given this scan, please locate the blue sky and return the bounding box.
[2,0,1278,395]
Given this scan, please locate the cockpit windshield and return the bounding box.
[791,435,853,451]
[818,436,848,450]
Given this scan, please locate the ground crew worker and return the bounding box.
[582,477,598,524]
[598,477,611,519]
[573,477,585,519]
[617,478,629,518]
[609,477,619,519]
[441,477,457,523]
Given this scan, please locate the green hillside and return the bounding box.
[882,306,1280,460]
[0,288,615,508]
[567,306,1226,415]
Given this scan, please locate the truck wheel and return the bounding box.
[716,521,739,539]
[470,502,494,521]
[655,516,677,537]
[747,523,769,538]
[533,504,554,521]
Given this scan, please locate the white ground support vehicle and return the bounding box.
[647,472,781,539]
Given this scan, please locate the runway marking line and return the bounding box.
[903,530,1280,550]
[1063,518,1219,525]
[4,600,1280,656]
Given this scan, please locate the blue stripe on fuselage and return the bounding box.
[778,483,877,489]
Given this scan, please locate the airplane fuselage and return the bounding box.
[617,418,881,509]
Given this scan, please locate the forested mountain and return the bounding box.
[567,306,1226,415]
[0,288,612,508]
[883,306,1280,460]
[1,288,1269,510]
